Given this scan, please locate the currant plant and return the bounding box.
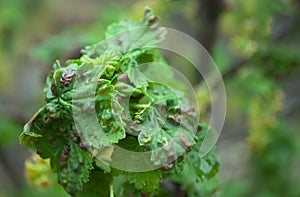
[20,7,218,197]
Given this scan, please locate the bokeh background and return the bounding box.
[1,0,300,196]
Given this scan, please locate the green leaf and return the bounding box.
[57,141,94,196]
[127,66,148,89]
[187,128,219,181]
[127,170,162,194]
[78,169,112,197]
[113,175,138,197]
[114,82,138,97]
[82,7,167,57]
[19,132,36,151]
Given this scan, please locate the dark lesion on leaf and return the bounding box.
[60,69,77,86]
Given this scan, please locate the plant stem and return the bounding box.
[130,103,151,109]
[110,184,114,197]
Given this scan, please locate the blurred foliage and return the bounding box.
[25,154,56,189]
[247,86,283,153]
[221,0,292,57]
[216,0,300,196]
[0,117,21,147]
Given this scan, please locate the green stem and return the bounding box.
[110,184,114,197]
[130,103,151,109]
[131,103,152,115]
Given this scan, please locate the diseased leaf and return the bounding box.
[19,7,218,197]
[127,66,148,88]
[82,7,167,57]
[186,126,219,181]
[57,141,94,196]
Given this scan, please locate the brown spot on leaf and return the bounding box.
[180,136,192,152]
[116,39,123,46]
[60,70,76,86]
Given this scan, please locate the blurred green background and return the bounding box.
[0,0,300,196]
